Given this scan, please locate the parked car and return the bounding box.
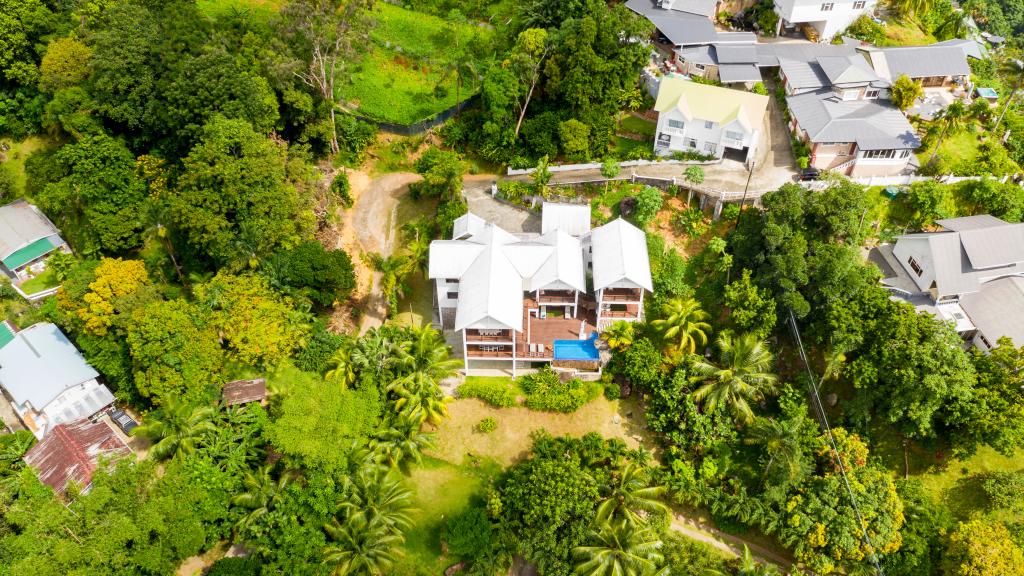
[798,167,820,181]
[108,407,138,435]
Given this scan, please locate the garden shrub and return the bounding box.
[673,207,709,237]
[519,366,598,413]
[293,321,347,374]
[603,377,621,400]
[720,203,740,222]
[204,557,261,576]
[631,186,664,228]
[982,471,1024,511]
[435,199,468,239]
[496,180,535,205]
[684,165,704,184]
[445,505,493,559]
[474,416,498,433]
[558,118,591,161]
[751,82,767,95]
[457,379,518,407]
[329,171,352,208]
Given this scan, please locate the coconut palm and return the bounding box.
[365,252,411,313]
[323,514,404,576]
[325,337,357,389]
[572,520,667,576]
[396,324,461,382]
[603,320,634,351]
[231,465,299,532]
[131,398,217,461]
[339,466,415,533]
[736,545,782,576]
[370,423,435,468]
[690,333,778,424]
[352,329,401,383]
[744,417,806,484]
[387,373,451,426]
[651,297,711,355]
[928,100,969,166]
[595,462,669,526]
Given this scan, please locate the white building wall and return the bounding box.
[436,278,460,310]
[774,0,876,39]
[654,109,755,157]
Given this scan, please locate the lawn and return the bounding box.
[618,115,657,137]
[611,136,651,160]
[18,268,58,296]
[879,19,936,46]
[0,136,56,197]
[915,446,1024,522]
[340,3,494,125]
[395,457,498,575]
[195,0,281,22]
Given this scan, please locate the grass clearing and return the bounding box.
[196,0,281,22]
[340,4,493,124]
[0,136,57,198]
[611,135,650,159]
[18,268,58,295]
[618,115,657,137]
[880,19,936,46]
[429,395,654,467]
[397,457,498,575]
[915,447,1024,522]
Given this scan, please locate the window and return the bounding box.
[687,138,698,148]
[853,0,866,8]
[704,120,714,129]
[865,89,879,99]
[446,291,459,299]
[694,63,706,71]
[704,142,717,154]
[656,133,671,148]
[841,89,859,101]
[725,130,744,140]
[979,333,993,349]
[821,2,833,10]
[862,149,902,159]
[446,278,459,284]
[908,256,924,277]
[668,119,684,129]
[899,149,910,158]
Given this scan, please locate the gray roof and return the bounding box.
[960,277,1024,347]
[872,45,970,80]
[779,57,831,91]
[676,45,717,65]
[786,90,921,149]
[0,200,62,261]
[713,32,758,44]
[0,323,100,411]
[719,64,763,83]
[936,214,1009,231]
[934,38,988,60]
[715,44,759,64]
[648,11,718,45]
[817,55,879,85]
[627,0,754,46]
[625,0,717,18]
[958,225,1024,269]
[756,42,857,68]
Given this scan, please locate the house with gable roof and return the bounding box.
[428,203,653,375]
[773,0,878,42]
[653,77,769,165]
[870,214,1024,351]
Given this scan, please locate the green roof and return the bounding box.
[2,237,57,271]
[0,323,14,349]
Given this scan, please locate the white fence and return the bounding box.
[507,157,717,176]
[850,174,1015,187]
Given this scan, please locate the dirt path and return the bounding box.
[670,512,793,569]
[335,171,421,334]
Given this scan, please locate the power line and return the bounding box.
[786,308,885,576]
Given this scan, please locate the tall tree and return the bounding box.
[131,398,217,461]
[651,297,712,356]
[571,521,666,576]
[322,515,404,576]
[690,333,778,424]
[744,417,806,484]
[277,0,374,154]
[231,465,300,533]
[595,462,668,526]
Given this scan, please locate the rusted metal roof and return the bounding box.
[221,378,267,406]
[23,419,130,494]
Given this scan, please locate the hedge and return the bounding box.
[457,379,518,408]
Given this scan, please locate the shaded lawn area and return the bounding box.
[429,395,655,467]
[619,115,657,137]
[395,456,500,576]
[340,3,493,124]
[0,136,57,197]
[196,0,281,22]
[611,135,651,159]
[18,268,58,295]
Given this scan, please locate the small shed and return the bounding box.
[976,87,998,105]
[23,419,130,495]
[222,378,267,407]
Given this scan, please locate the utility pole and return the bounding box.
[735,159,755,228]
[994,58,1024,133]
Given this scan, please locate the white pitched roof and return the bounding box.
[542,203,591,237]
[527,230,586,292]
[454,242,525,331]
[0,323,100,412]
[590,219,654,292]
[452,212,487,240]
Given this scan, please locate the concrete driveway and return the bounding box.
[463,175,541,233]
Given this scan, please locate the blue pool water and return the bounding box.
[552,333,600,361]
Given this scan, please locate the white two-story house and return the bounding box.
[653,77,768,166]
[773,0,877,41]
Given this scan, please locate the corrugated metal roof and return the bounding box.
[936,214,1009,231]
[958,225,1024,269]
[676,45,716,66]
[222,378,267,406]
[625,0,716,19]
[625,0,749,45]
[542,203,591,237]
[0,200,63,265]
[786,89,920,149]
[873,45,970,80]
[0,323,100,412]
[817,55,878,85]
[718,63,763,83]
[715,44,758,64]
[960,277,1024,346]
[591,219,654,292]
[757,42,857,70]
[934,38,988,60]
[23,419,130,494]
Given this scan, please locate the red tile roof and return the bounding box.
[221,378,267,406]
[23,419,130,494]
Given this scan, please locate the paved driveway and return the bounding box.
[463,175,541,233]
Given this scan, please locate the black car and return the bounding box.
[108,407,138,434]
[798,167,820,181]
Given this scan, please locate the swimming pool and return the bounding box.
[552,334,600,361]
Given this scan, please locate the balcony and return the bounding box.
[465,329,514,343]
[601,288,643,302]
[538,290,576,304]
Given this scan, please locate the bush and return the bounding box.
[474,416,498,433]
[445,506,493,559]
[982,471,1024,511]
[720,203,740,222]
[496,180,535,205]
[330,171,353,208]
[457,379,518,407]
[519,366,598,413]
[632,186,664,228]
[751,82,767,95]
[204,557,261,576]
[559,118,591,161]
[603,379,621,400]
[435,199,468,239]
[844,14,886,45]
[265,241,356,308]
[0,164,16,200]
[673,207,709,237]
[684,165,704,184]
[293,321,347,373]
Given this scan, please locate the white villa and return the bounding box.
[653,77,768,166]
[773,0,877,42]
[428,203,653,375]
[871,215,1024,351]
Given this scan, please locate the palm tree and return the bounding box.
[928,100,969,166]
[339,466,415,533]
[323,514,404,576]
[934,9,970,40]
[131,398,217,460]
[690,333,778,424]
[325,337,357,389]
[744,417,805,484]
[387,373,451,426]
[365,252,411,314]
[651,297,711,355]
[572,521,666,576]
[231,465,299,532]
[352,329,401,383]
[595,462,669,526]
[396,324,461,382]
[370,423,435,468]
[603,320,634,351]
[736,545,782,576]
